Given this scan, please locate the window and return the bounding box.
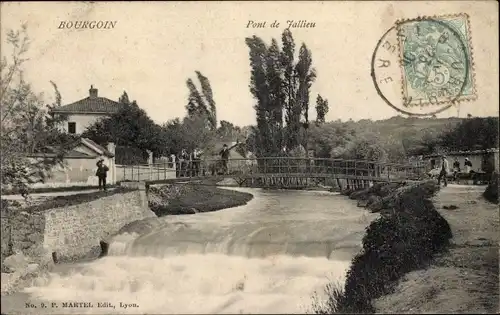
[68,122,76,134]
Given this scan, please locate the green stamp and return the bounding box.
[396,14,476,107]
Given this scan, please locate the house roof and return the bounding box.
[26,137,114,159]
[50,85,124,114]
[51,97,124,114]
[422,148,499,158]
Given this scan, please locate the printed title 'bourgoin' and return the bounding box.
[58,21,117,29]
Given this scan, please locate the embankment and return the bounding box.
[148,183,253,216]
[313,180,452,313]
[1,183,156,294]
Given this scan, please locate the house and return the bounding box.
[26,138,116,186]
[50,85,125,134]
[422,149,499,173]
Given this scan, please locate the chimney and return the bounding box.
[89,85,98,98]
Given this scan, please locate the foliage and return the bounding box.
[438,117,499,152]
[186,71,217,130]
[483,171,499,204]
[246,29,318,157]
[1,25,71,195]
[315,94,329,125]
[82,98,167,158]
[312,181,452,314]
[148,184,253,216]
[115,146,148,165]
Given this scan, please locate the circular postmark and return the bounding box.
[371,15,473,116]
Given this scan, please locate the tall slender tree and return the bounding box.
[245,36,272,157]
[185,73,217,130]
[295,43,316,150]
[280,29,299,151]
[196,71,217,130]
[265,38,285,153]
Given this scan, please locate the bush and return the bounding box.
[312,181,452,314]
[21,187,133,213]
[483,172,499,204]
[148,184,253,216]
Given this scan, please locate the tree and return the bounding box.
[1,25,70,194]
[185,72,217,130]
[196,71,217,130]
[281,29,300,151]
[438,117,498,151]
[295,43,316,151]
[118,91,131,105]
[266,39,285,152]
[82,100,167,158]
[315,94,329,124]
[246,35,272,157]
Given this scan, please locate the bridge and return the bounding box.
[118,157,427,190]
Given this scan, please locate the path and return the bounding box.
[1,188,116,201]
[374,184,499,313]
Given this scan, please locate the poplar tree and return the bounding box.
[295,43,316,150]
[245,36,272,157]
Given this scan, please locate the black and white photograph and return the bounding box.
[0,1,498,314]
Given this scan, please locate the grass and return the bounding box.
[312,181,452,314]
[5,187,134,213]
[148,184,253,216]
[1,184,118,195]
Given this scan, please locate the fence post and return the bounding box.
[147,150,153,181]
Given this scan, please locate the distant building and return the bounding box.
[421,149,499,173]
[50,85,124,134]
[26,138,116,185]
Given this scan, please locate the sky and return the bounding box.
[1,1,498,127]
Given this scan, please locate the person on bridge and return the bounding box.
[219,141,239,175]
[96,158,109,191]
[191,147,203,177]
[437,155,449,187]
[178,149,189,177]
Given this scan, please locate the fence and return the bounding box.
[118,157,426,182]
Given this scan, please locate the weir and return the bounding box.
[2,188,378,314]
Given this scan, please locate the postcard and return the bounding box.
[1,1,498,314]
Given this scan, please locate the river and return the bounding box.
[1,187,377,314]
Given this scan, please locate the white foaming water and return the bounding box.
[24,254,349,314]
[2,188,376,314]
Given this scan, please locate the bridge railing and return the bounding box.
[118,157,427,182]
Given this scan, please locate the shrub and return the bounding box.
[312,181,452,314]
[483,172,499,204]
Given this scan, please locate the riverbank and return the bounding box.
[374,185,499,313]
[148,183,254,216]
[313,180,453,313]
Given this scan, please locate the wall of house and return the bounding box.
[36,157,114,185]
[2,184,156,265]
[59,113,109,134]
[428,153,498,172]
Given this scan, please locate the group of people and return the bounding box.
[173,142,240,177]
[175,147,204,177]
[436,155,474,187]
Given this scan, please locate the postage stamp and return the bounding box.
[395,14,476,107]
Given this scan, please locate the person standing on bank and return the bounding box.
[96,158,109,191]
[437,155,449,187]
[464,158,473,173]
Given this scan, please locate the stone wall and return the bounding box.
[2,184,156,266]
